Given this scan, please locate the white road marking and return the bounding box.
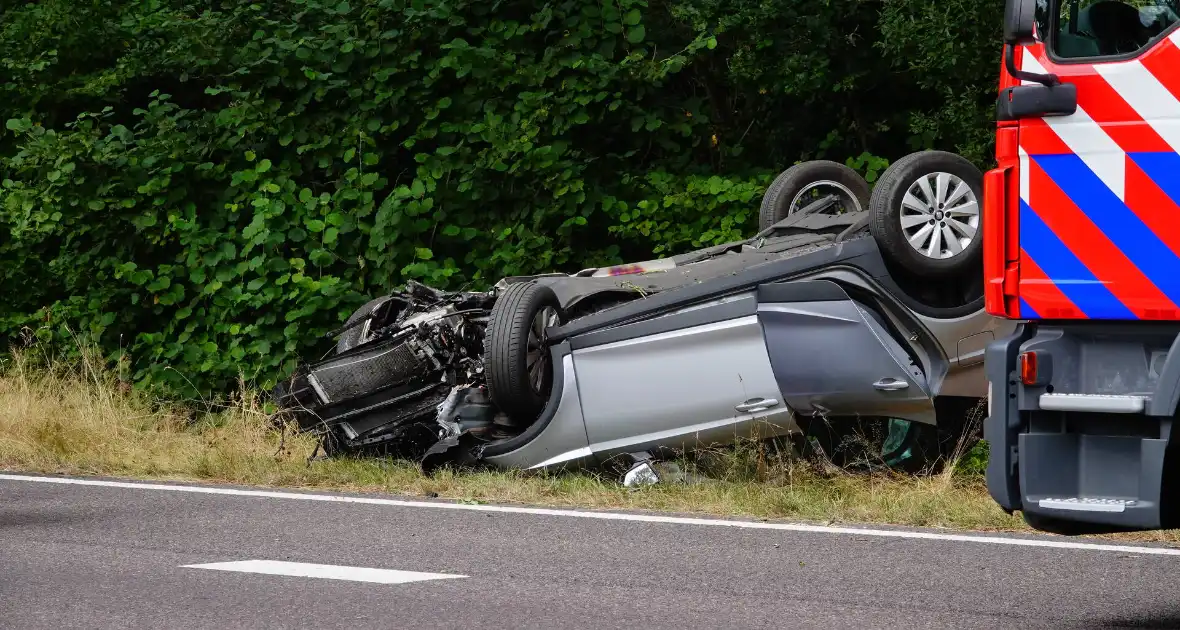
[3,473,1179,557]
[181,560,466,584]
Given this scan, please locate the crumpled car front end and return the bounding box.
[272,281,512,464]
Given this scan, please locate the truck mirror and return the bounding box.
[1004,0,1038,45]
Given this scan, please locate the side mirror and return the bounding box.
[1001,0,1060,87]
[1004,0,1038,45]
[997,83,1078,120]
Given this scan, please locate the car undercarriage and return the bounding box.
[271,156,1006,476]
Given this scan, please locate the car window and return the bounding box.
[1047,0,1180,59]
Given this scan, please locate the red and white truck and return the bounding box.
[984,0,1180,534]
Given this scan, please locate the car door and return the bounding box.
[567,291,796,460]
[756,280,937,425]
[1013,0,1180,320]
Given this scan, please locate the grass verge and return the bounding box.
[2,347,1178,544]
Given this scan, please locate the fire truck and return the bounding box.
[984,0,1180,534]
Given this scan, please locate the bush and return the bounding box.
[0,0,1006,397]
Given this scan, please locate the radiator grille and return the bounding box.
[309,338,433,403]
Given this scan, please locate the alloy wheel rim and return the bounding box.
[525,306,559,394]
[899,172,979,259]
[788,180,862,215]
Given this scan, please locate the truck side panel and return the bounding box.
[1009,39,1180,321]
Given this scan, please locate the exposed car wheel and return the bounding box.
[483,281,565,422]
[868,150,983,278]
[336,297,391,354]
[758,160,872,231]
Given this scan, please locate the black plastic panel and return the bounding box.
[547,237,883,343]
[756,279,848,303]
[567,296,757,350]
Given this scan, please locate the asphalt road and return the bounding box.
[2,474,1180,629]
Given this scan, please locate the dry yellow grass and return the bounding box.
[2,346,1178,544]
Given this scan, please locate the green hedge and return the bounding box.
[0,0,1003,397]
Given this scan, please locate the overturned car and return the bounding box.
[273,152,1013,473]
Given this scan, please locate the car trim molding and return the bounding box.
[567,296,757,350]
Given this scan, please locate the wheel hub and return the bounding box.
[525,306,559,395]
[898,171,979,260]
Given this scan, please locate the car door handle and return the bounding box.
[735,398,779,412]
[873,377,909,391]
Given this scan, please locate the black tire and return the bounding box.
[336,297,390,354]
[483,282,565,422]
[758,160,872,231]
[868,150,984,278]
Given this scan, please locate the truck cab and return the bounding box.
[984,0,1180,534]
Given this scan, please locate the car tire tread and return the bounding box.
[336,297,390,354]
[759,160,871,231]
[868,150,984,278]
[484,281,563,421]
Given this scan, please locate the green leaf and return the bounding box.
[623,9,641,25]
[306,219,326,233]
[256,159,272,173]
[415,247,433,260]
[627,25,646,44]
[442,225,461,237]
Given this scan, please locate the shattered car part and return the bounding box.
[274,280,499,458]
[623,462,661,488]
[272,188,1012,474]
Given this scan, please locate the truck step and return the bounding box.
[1038,393,1147,413]
[1037,497,1137,513]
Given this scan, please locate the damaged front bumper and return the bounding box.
[272,281,526,469]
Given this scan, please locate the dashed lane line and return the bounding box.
[181,560,467,584]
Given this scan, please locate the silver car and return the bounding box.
[273,153,1012,474]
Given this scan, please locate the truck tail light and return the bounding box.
[1020,351,1038,385]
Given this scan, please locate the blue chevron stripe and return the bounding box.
[1030,153,1180,310]
[1128,151,1180,209]
[1019,200,1136,320]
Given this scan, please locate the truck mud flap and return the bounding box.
[984,323,1032,512]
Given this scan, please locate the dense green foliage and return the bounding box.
[1,0,1003,396]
